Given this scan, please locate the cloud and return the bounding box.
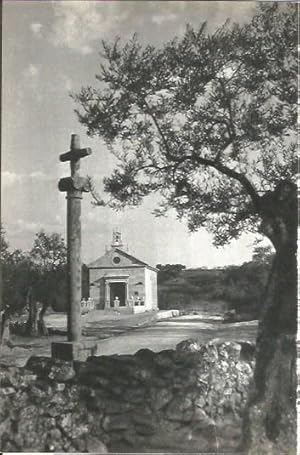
[55,214,62,224]
[24,63,40,79]
[86,210,101,222]
[29,171,48,179]
[14,219,45,233]
[49,1,128,55]
[10,218,64,236]
[30,22,43,36]
[2,171,23,186]
[151,13,177,25]
[149,1,188,26]
[2,170,53,187]
[48,1,253,55]
[60,74,73,92]
[23,64,41,91]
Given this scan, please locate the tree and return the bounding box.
[1,227,34,317]
[31,231,67,271]
[73,3,297,451]
[156,263,186,284]
[1,229,36,341]
[29,231,67,335]
[0,227,13,343]
[252,243,275,266]
[222,261,271,319]
[1,230,67,337]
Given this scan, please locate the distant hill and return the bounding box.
[157,261,271,319]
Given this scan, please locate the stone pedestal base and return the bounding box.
[51,339,98,361]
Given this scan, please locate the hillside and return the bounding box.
[157,262,271,320]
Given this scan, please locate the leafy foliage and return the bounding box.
[252,244,275,265]
[31,231,67,272]
[1,230,68,316]
[156,263,186,284]
[158,257,272,319]
[1,228,33,315]
[221,261,271,316]
[73,3,297,246]
[29,231,67,313]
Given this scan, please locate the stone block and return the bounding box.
[102,414,132,431]
[48,363,75,382]
[132,305,146,314]
[165,396,193,421]
[51,341,95,361]
[1,387,16,395]
[149,386,173,410]
[86,436,108,453]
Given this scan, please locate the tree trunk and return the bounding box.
[0,309,10,347]
[37,302,49,336]
[244,181,297,454]
[25,287,38,336]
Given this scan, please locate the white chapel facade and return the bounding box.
[87,231,158,313]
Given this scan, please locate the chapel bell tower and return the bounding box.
[111,229,123,248]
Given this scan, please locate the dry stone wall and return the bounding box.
[0,339,255,453]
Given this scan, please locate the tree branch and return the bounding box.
[218,78,236,140]
[143,99,175,159]
[192,152,261,210]
[86,176,107,207]
[140,94,261,211]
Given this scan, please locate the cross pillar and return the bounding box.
[52,134,97,361]
[66,185,82,341]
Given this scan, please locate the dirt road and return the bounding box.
[0,312,257,366]
[93,314,258,356]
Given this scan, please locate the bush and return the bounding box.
[157,259,272,318]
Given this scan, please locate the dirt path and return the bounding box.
[0,312,258,367]
[92,315,258,356]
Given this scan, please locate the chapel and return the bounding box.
[87,231,158,313]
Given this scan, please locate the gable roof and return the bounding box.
[114,248,149,267]
[87,247,158,273]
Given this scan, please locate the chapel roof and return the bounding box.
[87,247,158,273]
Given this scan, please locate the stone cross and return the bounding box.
[58,134,92,342]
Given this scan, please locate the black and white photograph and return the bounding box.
[0,1,297,454]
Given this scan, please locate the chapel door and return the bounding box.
[110,282,126,306]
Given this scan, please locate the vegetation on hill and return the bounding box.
[157,245,274,320]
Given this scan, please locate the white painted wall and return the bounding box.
[145,268,158,310]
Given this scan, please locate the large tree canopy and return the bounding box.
[73,3,296,248]
[73,3,297,451]
[30,231,67,273]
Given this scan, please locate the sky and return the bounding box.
[2,0,267,269]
